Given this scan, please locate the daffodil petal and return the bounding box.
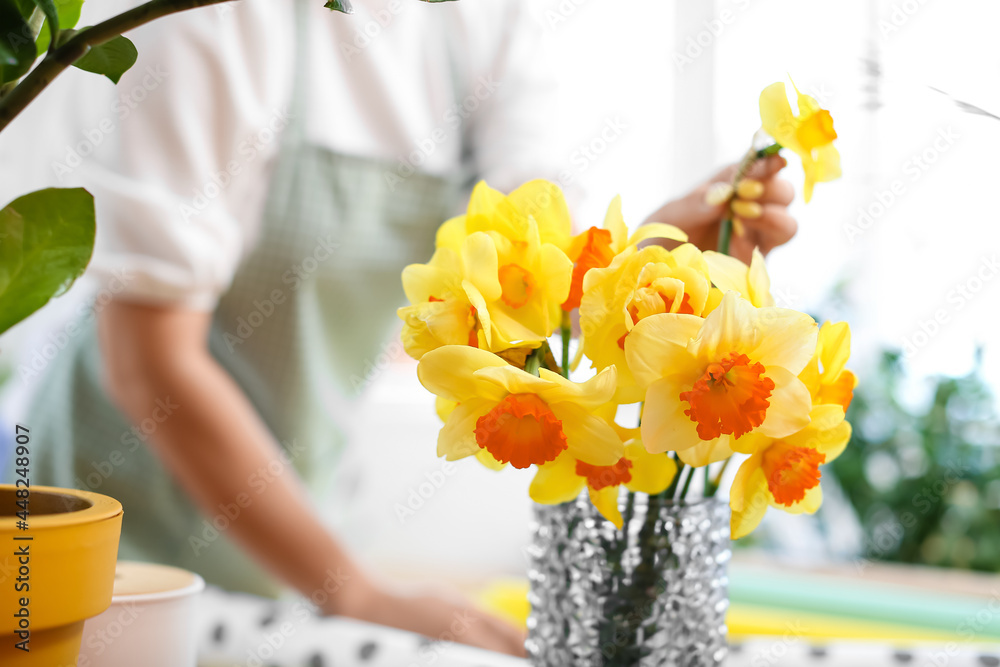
[730,458,770,539]
[757,367,812,439]
[437,398,494,461]
[537,366,617,410]
[624,313,703,389]
[639,376,703,453]
[462,280,493,349]
[819,322,851,380]
[624,441,677,494]
[729,429,772,456]
[475,449,508,471]
[507,180,572,251]
[703,252,752,304]
[603,195,628,248]
[462,233,502,301]
[626,222,688,247]
[418,346,511,403]
[759,82,800,152]
[435,396,457,423]
[474,364,552,396]
[540,242,573,305]
[781,484,822,515]
[552,402,623,466]
[690,291,756,361]
[529,454,585,504]
[436,216,468,251]
[677,436,735,467]
[748,248,775,307]
[751,308,818,375]
[589,486,623,529]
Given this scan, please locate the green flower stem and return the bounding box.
[524,346,542,376]
[706,457,732,498]
[664,459,686,498]
[716,142,782,257]
[0,0,235,132]
[560,311,571,379]
[678,465,695,500]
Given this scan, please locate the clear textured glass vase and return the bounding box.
[526,491,730,667]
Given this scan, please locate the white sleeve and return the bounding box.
[84,0,293,310]
[461,0,570,195]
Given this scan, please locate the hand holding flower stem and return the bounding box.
[716,142,783,256]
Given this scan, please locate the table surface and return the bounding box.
[194,584,1000,667]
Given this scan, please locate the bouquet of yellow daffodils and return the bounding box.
[398,79,851,540]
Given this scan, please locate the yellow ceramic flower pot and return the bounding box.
[0,485,123,666]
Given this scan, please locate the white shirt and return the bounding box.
[80,0,562,310]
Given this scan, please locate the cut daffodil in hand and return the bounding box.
[717,77,842,255]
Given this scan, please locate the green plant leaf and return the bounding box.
[0,188,96,335]
[0,0,37,82]
[324,0,353,13]
[34,0,83,54]
[72,34,137,84]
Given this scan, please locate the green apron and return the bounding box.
[24,0,464,597]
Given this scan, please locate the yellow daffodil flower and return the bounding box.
[529,439,677,529]
[399,216,573,356]
[562,196,687,311]
[703,248,775,307]
[398,247,489,359]
[581,243,720,402]
[417,346,623,469]
[799,321,857,413]
[625,292,817,462]
[759,81,841,202]
[436,180,573,254]
[435,397,507,470]
[729,404,851,539]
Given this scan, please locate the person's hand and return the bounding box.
[336,579,526,656]
[642,154,796,263]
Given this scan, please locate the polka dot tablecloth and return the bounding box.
[195,587,1000,667]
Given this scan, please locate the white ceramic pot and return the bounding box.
[78,561,205,667]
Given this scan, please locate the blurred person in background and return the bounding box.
[15,0,796,654]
